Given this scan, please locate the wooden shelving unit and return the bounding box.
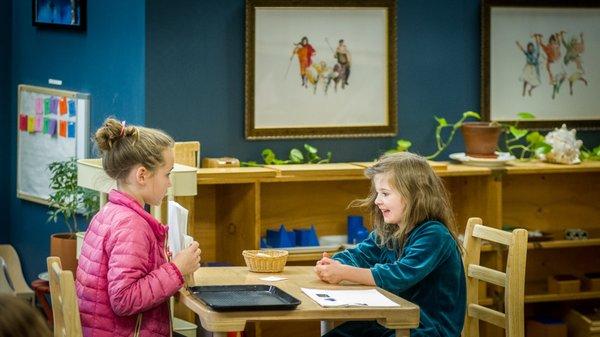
[77,160,600,337]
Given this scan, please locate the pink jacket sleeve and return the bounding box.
[105,221,184,316]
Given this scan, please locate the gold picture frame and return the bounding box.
[482,0,600,130]
[245,0,397,139]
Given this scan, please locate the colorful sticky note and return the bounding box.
[43,118,50,134]
[35,98,43,115]
[59,97,67,115]
[59,120,67,138]
[19,114,28,131]
[68,99,77,117]
[48,119,57,136]
[50,97,58,114]
[35,115,43,132]
[44,98,50,114]
[27,116,35,133]
[68,121,76,138]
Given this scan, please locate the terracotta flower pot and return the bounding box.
[461,122,502,158]
[50,233,78,275]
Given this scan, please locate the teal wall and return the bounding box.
[8,0,145,281]
[5,0,600,282]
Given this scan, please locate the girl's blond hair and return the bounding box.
[352,152,459,251]
[94,118,174,181]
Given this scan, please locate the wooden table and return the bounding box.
[179,266,420,337]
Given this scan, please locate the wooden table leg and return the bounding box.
[320,320,334,336]
[395,329,409,337]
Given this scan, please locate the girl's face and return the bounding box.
[373,172,406,225]
[141,148,174,206]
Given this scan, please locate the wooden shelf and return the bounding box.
[480,238,600,252]
[525,291,600,303]
[528,238,600,249]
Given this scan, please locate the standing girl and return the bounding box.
[77,118,201,337]
[315,152,466,337]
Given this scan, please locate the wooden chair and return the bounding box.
[0,244,34,305]
[462,217,528,337]
[47,256,82,337]
[174,141,200,167]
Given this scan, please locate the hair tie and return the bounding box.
[119,121,127,137]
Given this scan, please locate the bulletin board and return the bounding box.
[16,84,90,205]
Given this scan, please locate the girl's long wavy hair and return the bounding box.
[351,152,461,252]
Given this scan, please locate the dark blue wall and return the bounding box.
[1,0,12,244]
[9,0,145,281]
[146,0,484,161]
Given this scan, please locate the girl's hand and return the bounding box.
[172,241,201,276]
[314,259,345,284]
[316,252,333,266]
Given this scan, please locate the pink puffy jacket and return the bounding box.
[76,190,184,337]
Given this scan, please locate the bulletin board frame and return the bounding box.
[16,84,90,205]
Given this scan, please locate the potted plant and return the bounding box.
[461,120,503,158]
[48,158,99,273]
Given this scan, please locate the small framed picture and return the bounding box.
[32,0,86,30]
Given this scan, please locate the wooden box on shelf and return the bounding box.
[202,157,240,168]
[582,273,600,292]
[548,274,581,294]
[526,319,567,337]
[566,308,600,337]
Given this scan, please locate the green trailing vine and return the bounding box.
[580,145,600,161]
[498,112,551,160]
[242,144,332,166]
[386,111,481,160]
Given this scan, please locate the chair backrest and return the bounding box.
[462,217,528,337]
[0,244,34,304]
[174,141,201,167]
[47,256,82,337]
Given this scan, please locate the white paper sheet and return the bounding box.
[301,288,400,307]
[167,200,192,255]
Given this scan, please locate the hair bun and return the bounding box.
[94,118,136,152]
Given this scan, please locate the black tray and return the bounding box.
[190,285,301,312]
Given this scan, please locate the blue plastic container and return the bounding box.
[294,225,319,246]
[347,215,368,244]
[266,224,296,248]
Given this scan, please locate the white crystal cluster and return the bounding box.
[538,124,583,164]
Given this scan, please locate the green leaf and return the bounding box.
[509,126,528,140]
[289,148,303,163]
[462,111,481,120]
[396,139,412,152]
[516,112,535,119]
[533,143,552,155]
[434,116,448,126]
[261,149,276,165]
[304,144,318,154]
[593,145,600,156]
[525,131,545,145]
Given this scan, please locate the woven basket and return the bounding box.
[242,249,288,273]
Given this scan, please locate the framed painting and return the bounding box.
[32,0,86,30]
[245,0,397,139]
[482,0,600,130]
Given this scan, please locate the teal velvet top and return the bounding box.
[333,220,466,337]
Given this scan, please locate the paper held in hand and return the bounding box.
[167,200,193,255]
[301,288,400,308]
